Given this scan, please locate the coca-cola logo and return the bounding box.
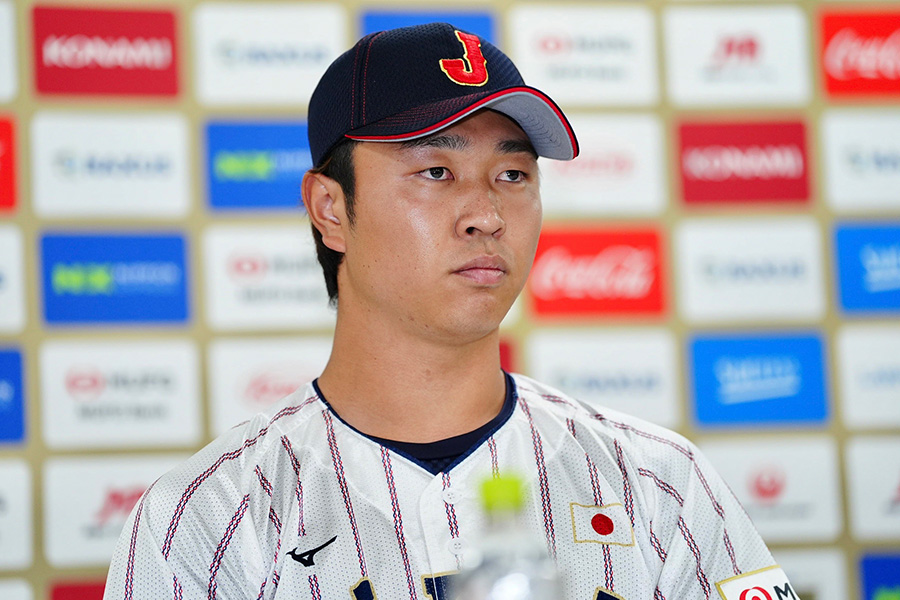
[679,122,809,204]
[750,467,786,503]
[823,12,900,96]
[529,229,664,316]
[33,6,179,96]
[66,368,106,401]
[243,370,307,405]
[531,246,654,301]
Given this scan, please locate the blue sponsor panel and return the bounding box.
[690,333,828,427]
[0,348,24,444]
[206,121,311,211]
[861,553,900,600]
[835,223,900,314]
[41,232,189,324]
[361,11,495,43]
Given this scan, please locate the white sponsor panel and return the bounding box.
[194,2,345,105]
[526,329,679,428]
[845,436,900,540]
[675,218,825,323]
[773,549,848,600]
[0,580,32,600]
[0,1,15,101]
[0,460,31,570]
[540,114,665,216]
[208,336,331,434]
[664,6,810,106]
[40,340,201,449]
[31,112,189,218]
[0,226,24,333]
[43,454,184,567]
[837,325,900,428]
[700,437,842,542]
[823,110,900,212]
[508,6,657,105]
[204,225,334,330]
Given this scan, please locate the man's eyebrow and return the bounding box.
[498,138,538,159]
[399,134,469,151]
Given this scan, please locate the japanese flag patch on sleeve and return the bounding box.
[569,503,635,546]
[715,565,798,600]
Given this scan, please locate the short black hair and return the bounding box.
[306,139,358,305]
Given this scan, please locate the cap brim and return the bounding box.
[345,86,579,161]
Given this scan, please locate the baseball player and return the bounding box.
[104,23,795,600]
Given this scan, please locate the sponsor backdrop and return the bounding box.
[0,0,898,598]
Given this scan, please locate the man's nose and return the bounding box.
[456,182,506,238]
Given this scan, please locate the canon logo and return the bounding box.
[531,245,655,301]
[683,145,804,181]
[42,35,173,70]
[825,28,900,81]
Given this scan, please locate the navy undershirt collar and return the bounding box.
[312,372,517,474]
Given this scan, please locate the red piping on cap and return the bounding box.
[345,86,579,159]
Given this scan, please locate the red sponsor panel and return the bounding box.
[529,228,664,317]
[51,581,106,600]
[33,6,178,96]
[0,117,14,211]
[679,121,809,204]
[823,12,900,97]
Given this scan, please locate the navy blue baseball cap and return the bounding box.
[308,22,579,166]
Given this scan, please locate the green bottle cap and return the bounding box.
[480,475,526,513]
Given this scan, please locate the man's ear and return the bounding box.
[302,171,347,254]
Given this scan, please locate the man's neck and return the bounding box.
[316,307,507,443]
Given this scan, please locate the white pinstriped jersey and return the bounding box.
[104,373,787,600]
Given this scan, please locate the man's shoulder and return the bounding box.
[510,373,697,462]
[141,384,323,517]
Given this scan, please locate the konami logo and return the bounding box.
[823,12,900,96]
[679,121,809,203]
[529,229,664,316]
[33,6,178,96]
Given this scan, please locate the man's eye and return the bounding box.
[423,167,451,180]
[499,170,525,182]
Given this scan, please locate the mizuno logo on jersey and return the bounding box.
[287,535,337,567]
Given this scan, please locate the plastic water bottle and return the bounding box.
[450,475,562,600]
